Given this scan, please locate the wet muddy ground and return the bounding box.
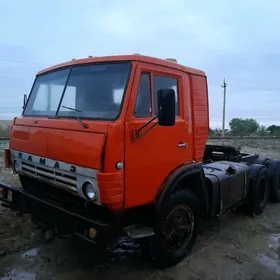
[1,140,280,280]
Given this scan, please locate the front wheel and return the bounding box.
[141,189,201,268]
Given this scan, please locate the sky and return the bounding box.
[0,0,280,128]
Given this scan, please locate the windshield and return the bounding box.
[23,62,131,120]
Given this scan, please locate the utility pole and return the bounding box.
[221,78,228,138]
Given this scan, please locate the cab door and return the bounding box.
[124,63,192,208]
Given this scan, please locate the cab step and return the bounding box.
[123,224,155,239]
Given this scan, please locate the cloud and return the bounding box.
[0,0,279,128]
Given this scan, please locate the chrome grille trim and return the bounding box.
[10,149,100,203]
[21,163,76,186]
[21,170,77,193]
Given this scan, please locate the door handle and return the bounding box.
[178,143,187,148]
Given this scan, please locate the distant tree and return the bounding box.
[258,125,268,136]
[229,118,260,136]
[267,125,280,135]
[245,118,260,134]
[229,118,243,135]
[213,128,222,136]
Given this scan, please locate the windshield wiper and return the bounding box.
[61,105,88,129]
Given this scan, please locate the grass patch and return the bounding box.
[0,126,11,138]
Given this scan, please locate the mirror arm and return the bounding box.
[133,116,158,140]
[22,94,27,110]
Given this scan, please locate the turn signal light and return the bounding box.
[88,228,97,239]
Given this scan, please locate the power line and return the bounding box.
[0,59,48,66]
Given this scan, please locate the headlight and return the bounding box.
[82,182,96,201]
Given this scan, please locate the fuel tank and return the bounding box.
[203,161,250,216]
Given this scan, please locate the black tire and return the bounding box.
[139,240,153,261]
[141,189,201,268]
[247,164,269,216]
[255,157,271,168]
[240,161,251,166]
[254,158,280,203]
[268,160,280,202]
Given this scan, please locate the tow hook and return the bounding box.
[44,229,56,243]
[0,188,8,199]
[16,211,23,217]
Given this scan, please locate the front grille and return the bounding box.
[21,160,76,192]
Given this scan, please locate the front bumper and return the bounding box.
[0,181,115,239]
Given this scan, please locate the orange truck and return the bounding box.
[1,54,280,268]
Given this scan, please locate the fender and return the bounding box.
[154,162,209,218]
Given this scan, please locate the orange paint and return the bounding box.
[9,55,209,210]
[10,118,107,170]
[97,171,124,209]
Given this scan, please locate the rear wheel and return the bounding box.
[267,160,280,203]
[247,164,269,216]
[255,157,271,168]
[253,158,280,203]
[140,189,201,268]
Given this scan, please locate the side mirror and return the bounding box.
[157,89,176,126]
[22,94,27,109]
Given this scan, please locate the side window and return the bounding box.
[134,73,152,118]
[153,75,179,116]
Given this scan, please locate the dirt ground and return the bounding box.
[1,139,280,280]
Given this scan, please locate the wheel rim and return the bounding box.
[163,205,194,252]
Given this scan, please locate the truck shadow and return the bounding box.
[35,234,154,274]
[2,205,280,280]
[37,207,271,273]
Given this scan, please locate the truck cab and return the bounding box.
[8,55,209,210]
[1,54,274,268]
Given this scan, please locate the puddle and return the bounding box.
[258,255,280,274]
[0,140,9,149]
[0,269,36,280]
[21,247,39,258]
[267,234,280,260]
[1,248,40,279]
[256,234,280,274]
[268,234,280,251]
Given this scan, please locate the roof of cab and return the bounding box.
[37,54,206,76]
